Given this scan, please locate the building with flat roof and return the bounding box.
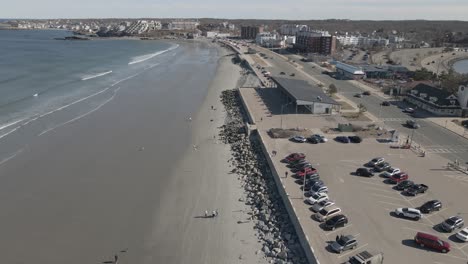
[255,32,280,47]
[335,62,365,79]
[295,31,336,55]
[272,77,340,115]
[241,26,264,39]
[279,24,309,36]
[405,83,463,116]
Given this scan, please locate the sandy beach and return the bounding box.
[0,40,264,264]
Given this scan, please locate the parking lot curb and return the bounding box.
[257,131,319,264]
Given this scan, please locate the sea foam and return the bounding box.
[81,70,113,81]
[128,44,179,65]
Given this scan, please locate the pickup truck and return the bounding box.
[405,184,428,196]
[342,250,383,264]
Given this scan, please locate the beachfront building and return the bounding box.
[295,31,336,55]
[272,77,341,115]
[335,62,365,79]
[168,20,200,30]
[279,24,309,36]
[241,26,264,39]
[457,82,468,116]
[204,31,231,38]
[336,35,359,46]
[405,83,463,116]
[255,32,280,48]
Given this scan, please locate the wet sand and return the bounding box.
[0,41,263,264]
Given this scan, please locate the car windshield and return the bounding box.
[318,209,327,215]
[446,218,457,225]
[460,230,468,236]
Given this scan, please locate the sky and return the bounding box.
[1,0,467,20]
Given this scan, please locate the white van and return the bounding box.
[315,205,342,222]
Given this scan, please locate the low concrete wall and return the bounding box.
[238,88,256,125]
[256,131,319,264]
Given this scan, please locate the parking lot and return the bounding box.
[262,131,468,264]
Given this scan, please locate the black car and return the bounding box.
[373,162,391,172]
[291,163,313,172]
[355,168,374,177]
[324,214,349,230]
[381,101,390,106]
[287,159,307,167]
[395,180,415,190]
[348,136,362,143]
[419,200,442,214]
[335,136,350,143]
[307,136,319,144]
[405,184,428,196]
[300,174,320,185]
[280,72,285,75]
[363,91,371,95]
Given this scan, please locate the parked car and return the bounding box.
[419,200,442,214]
[288,159,309,168]
[297,167,318,177]
[414,232,450,253]
[404,107,415,113]
[406,120,421,129]
[323,214,348,230]
[311,134,328,142]
[368,157,385,167]
[307,136,320,144]
[290,73,295,76]
[307,184,329,195]
[343,250,384,264]
[354,93,363,98]
[395,180,415,191]
[306,192,329,205]
[330,235,358,253]
[455,227,468,242]
[284,153,306,163]
[312,200,335,213]
[381,101,390,106]
[348,136,362,143]
[301,173,320,184]
[335,136,350,143]
[315,205,342,222]
[363,91,371,95]
[382,168,401,178]
[290,136,307,143]
[405,184,428,196]
[440,216,464,232]
[388,172,408,184]
[280,71,285,75]
[355,168,374,177]
[394,208,422,220]
[374,162,391,172]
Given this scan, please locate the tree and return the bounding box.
[328,84,338,95]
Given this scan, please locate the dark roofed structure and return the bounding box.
[272,77,340,115]
[405,83,461,116]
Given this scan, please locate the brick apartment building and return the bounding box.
[241,26,264,39]
[295,31,336,55]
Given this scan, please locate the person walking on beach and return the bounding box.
[114,255,118,264]
[285,171,288,178]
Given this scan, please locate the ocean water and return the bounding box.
[0,30,178,142]
[453,59,468,74]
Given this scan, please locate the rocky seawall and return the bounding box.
[219,89,307,264]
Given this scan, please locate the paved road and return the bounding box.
[250,46,468,163]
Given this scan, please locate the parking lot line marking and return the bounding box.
[378,201,407,207]
[425,207,450,218]
[359,180,387,187]
[406,193,428,201]
[337,244,369,259]
[324,224,353,236]
[365,187,397,194]
[459,243,468,250]
[371,193,405,201]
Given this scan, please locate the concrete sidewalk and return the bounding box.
[427,117,468,139]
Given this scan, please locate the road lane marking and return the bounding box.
[337,244,369,259]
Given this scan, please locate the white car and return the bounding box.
[306,192,329,205]
[382,168,401,177]
[311,200,335,213]
[456,227,468,242]
[404,107,415,113]
[394,208,421,220]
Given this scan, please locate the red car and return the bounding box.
[297,167,318,177]
[285,153,306,163]
[389,172,409,184]
[414,232,450,253]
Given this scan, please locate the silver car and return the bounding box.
[330,235,358,253]
[311,200,334,213]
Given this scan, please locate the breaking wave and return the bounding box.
[81,70,113,81]
[128,44,179,65]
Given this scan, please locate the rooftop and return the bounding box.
[272,77,340,105]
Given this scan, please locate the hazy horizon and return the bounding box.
[1,0,467,21]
